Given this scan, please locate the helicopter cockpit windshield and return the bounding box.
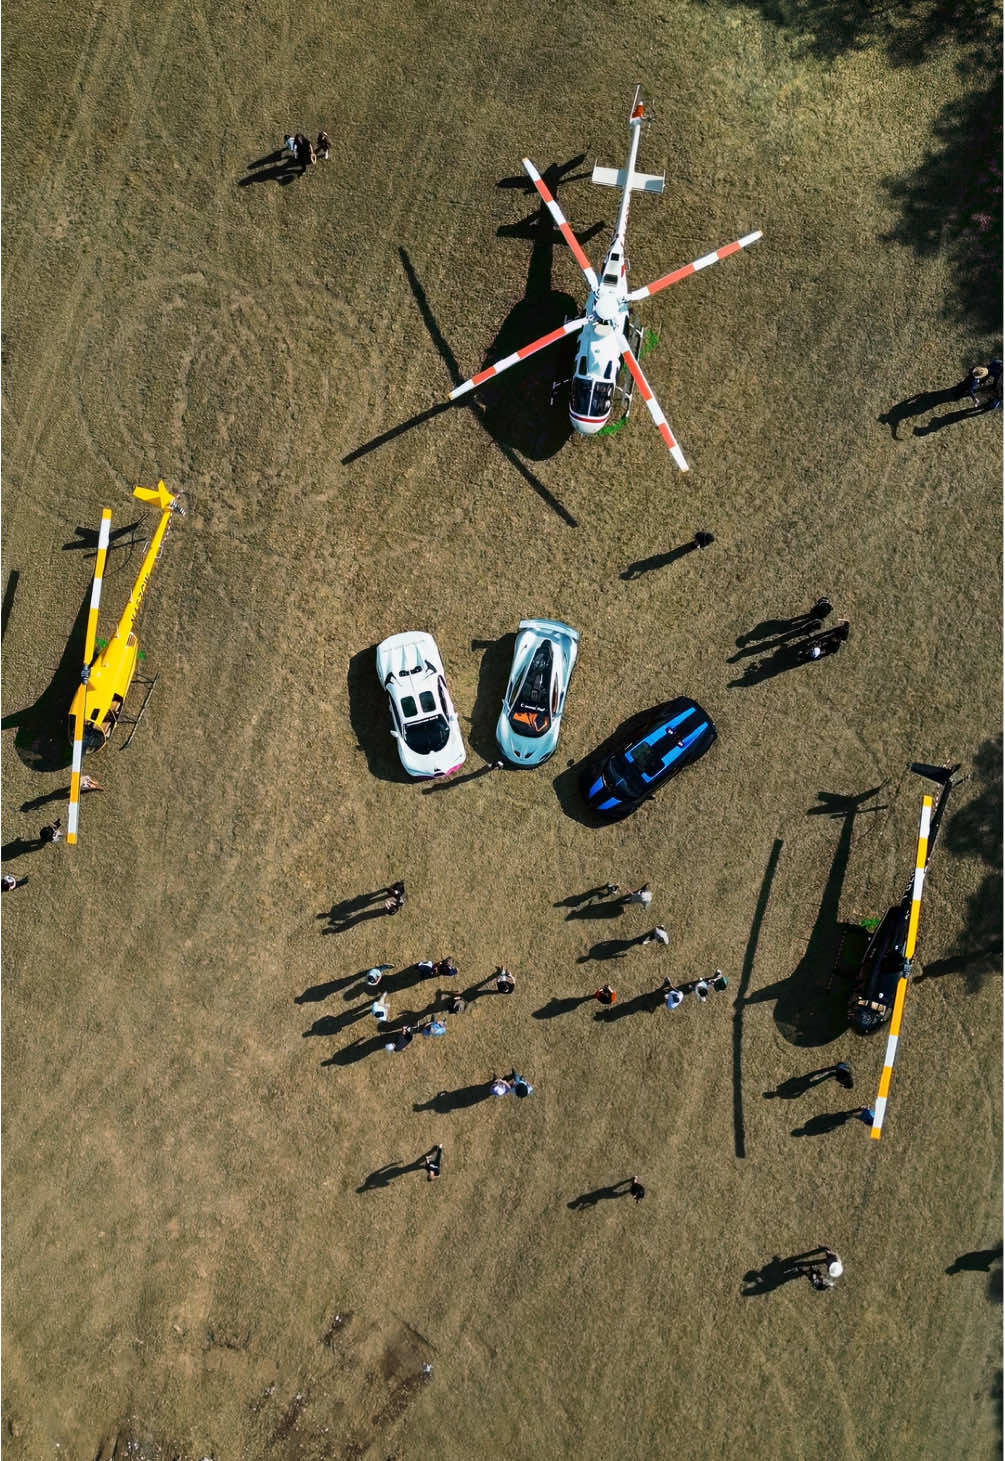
[508,640,553,738]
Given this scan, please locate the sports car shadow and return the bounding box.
[467,633,515,762]
[346,646,414,784]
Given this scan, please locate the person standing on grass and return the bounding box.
[420,1017,448,1037]
[365,964,394,989]
[2,874,26,892]
[510,1071,534,1097]
[386,1026,414,1053]
[629,1176,646,1202]
[40,819,62,844]
[495,967,515,994]
[594,983,617,1005]
[968,364,989,399]
[490,1074,513,1097]
[643,926,669,946]
[834,1061,854,1090]
[662,981,684,1011]
[371,996,389,1023]
[621,884,652,908]
[694,531,715,550]
[317,129,332,160]
[424,1145,442,1180]
[810,1252,844,1289]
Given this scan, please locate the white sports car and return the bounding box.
[495,618,580,766]
[376,631,466,779]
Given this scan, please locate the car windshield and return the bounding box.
[603,750,647,800]
[508,641,553,738]
[402,715,451,755]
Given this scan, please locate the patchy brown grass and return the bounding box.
[2,2,1000,1458]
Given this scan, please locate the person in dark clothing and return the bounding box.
[694,531,715,550]
[798,620,849,662]
[387,1026,414,1053]
[424,1145,442,1180]
[594,984,617,1006]
[40,819,62,844]
[629,1176,646,1202]
[834,1061,854,1090]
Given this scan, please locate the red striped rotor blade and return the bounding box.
[621,346,689,471]
[627,230,762,303]
[449,317,586,401]
[521,159,599,290]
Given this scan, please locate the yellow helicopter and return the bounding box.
[66,481,185,844]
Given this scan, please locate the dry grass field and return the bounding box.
[2,2,1002,1458]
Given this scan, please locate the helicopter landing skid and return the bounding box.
[120,674,159,750]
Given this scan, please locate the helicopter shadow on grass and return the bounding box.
[346,646,414,785]
[474,157,604,463]
[0,580,94,773]
[742,787,887,1047]
[466,632,515,762]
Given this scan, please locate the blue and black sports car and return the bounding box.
[580,696,717,817]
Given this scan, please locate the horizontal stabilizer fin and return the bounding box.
[591,164,665,195]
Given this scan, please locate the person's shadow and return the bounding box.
[728,622,820,663]
[620,541,699,580]
[946,1243,1002,1275]
[728,644,804,688]
[791,1108,865,1137]
[294,972,367,1004]
[913,404,984,435]
[567,1178,634,1209]
[554,885,618,909]
[740,1254,811,1296]
[576,936,647,963]
[532,994,593,1019]
[763,1067,838,1100]
[320,1034,388,1067]
[413,1080,495,1112]
[594,988,665,1021]
[1,835,44,863]
[564,895,623,921]
[302,1006,371,1039]
[238,150,301,187]
[356,1153,428,1191]
[878,379,972,438]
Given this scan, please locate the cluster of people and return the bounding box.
[661,971,729,1010]
[283,129,332,173]
[965,358,1003,410]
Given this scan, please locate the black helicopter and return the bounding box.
[848,761,962,1033]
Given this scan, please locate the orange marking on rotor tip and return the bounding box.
[471,364,498,387]
[517,325,569,357]
[632,104,645,119]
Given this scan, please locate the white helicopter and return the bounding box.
[450,89,762,470]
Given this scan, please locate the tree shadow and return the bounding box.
[1,568,19,642]
[531,995,593,1019]
[936,736,1003,993]
[412,1080,495,1112]
[343,248,579,528]
[882,49,1002,337]
[346,646,413,784]
[466,632,515,762]
[743,788,886,1047]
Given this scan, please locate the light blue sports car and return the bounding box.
[496,618,580,766]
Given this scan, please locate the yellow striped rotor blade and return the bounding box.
[67,509,112,845]
[869,795,933,1138]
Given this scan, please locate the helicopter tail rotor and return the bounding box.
[67,508,112,845]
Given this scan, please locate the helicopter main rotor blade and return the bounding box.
[627,230,762,303]
[620,344,689,471]
[869,794,934,1141]
[67,507,112,846]
[521,158,600,291]
[449,316,587,400]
